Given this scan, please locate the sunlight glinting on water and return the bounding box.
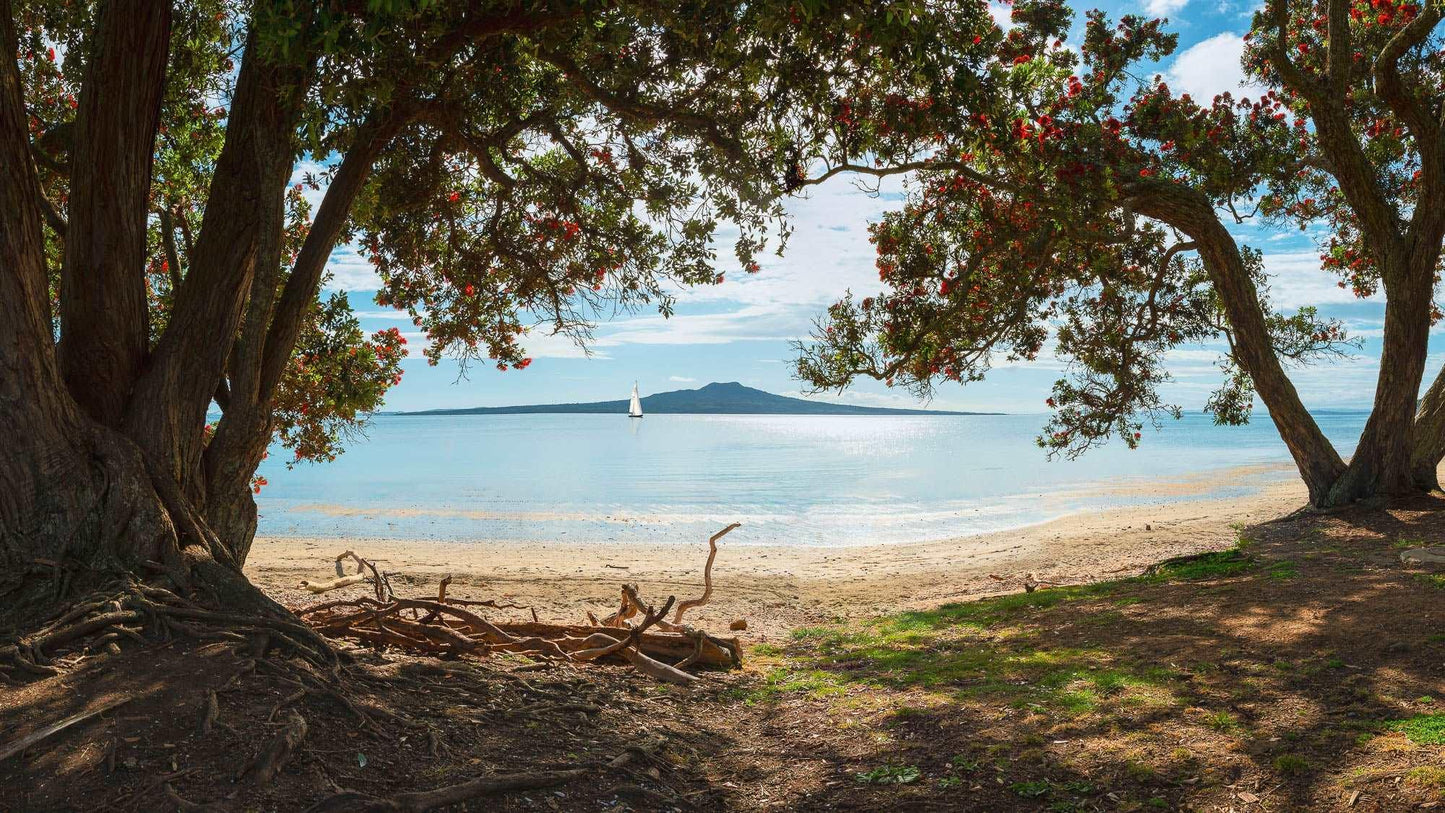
[254,412,1368,546]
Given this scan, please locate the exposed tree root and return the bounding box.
[238,709,307,787]
[0,695,132,763]
[0,574,343,692]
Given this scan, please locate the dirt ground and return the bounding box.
[2,493,1443,811]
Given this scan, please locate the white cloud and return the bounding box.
[668,375,697,382]
[1166,33,1261,102]
[1261,250,1384,309]
[989,2,1015,30]
[1146,0,1190,16]
[324,244,382,291]
[592,303,804,346]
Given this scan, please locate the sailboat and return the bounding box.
[628,382,643,418]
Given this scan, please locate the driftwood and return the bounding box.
[301,574,368,594]
[672,522,739,625]
[492,621,740,667]
[297,523,744,684]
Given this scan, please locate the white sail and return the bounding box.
[628,382,643,418]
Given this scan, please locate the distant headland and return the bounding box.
[396,381,1000,416]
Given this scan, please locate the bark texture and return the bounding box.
[0,0,171,570]
[57,0,171,427]
[1412,363,1445,490]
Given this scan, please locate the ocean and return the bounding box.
[253,410,1372,546]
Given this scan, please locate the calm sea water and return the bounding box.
[253,410,1371,546]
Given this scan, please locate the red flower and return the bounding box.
[463,283,475,296]
[447,191,460,202]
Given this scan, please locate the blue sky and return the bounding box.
[321,0,1443,415]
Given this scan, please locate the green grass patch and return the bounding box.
[1009,779,1052,798]
[1273,754,1310,776]
[1143,549,1256,582]
[1266,561,1300,580]
[1203,710,1242,733]
[1415,574,1445,590]
[1391,713,1445,745]
[1406,767,1445,791]
[856,764,921,785]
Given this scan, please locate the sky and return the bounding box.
[323,0,1445,415]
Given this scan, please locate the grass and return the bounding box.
[855,764,921,785]
[1414,573,1445,590]
[1273,754,1311,775]
[1391,713,1445,745]
[1203,710,1243,733]
[1141,549,1256,582]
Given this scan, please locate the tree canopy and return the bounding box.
[796,0,1445,506]
[0,0,989,590]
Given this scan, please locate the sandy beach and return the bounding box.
[245,465,1308,639]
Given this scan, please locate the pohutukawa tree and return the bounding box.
[795,0,1445,508]
[0,0,982,613]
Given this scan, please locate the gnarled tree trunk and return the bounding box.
[0,0,302,616]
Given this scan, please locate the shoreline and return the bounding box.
[246,470,1307,639]
[253,460,1301,548]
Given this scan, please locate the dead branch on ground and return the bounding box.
[297,523,744,683]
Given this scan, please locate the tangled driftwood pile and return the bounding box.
[296,523,744,685]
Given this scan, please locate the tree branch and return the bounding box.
[1373,4,1443,169]
[1326,0,1351,92]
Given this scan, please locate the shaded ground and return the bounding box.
[2,495,1444,811]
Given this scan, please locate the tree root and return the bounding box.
[0,575,345,683]
[238,709,307,787]
[0,695,132,763]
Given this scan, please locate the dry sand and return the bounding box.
[245,464,1306,640]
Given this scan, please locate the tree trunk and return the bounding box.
[123,29,310,501]
[1411,354,1445,491]
[57,0,171,427]
[1327,252,1437,503]
[1,5,300,621]
[0,0,170,575]
[203,108,407,566]
[1131,185,1348,506]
